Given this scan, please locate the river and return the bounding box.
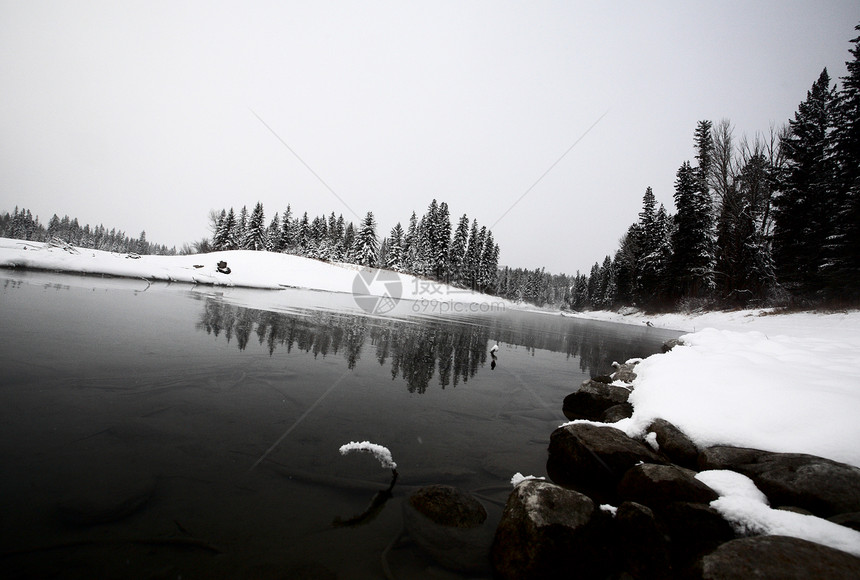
[0,269,679,579]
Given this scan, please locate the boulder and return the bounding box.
[404,485,492,573]
[699,446,860,517]
[692,535,860,579]
[617,463,719,507]
[614,501,672,579]
[600,403,634,423]
[656,501,736,571]
[491,480,612,580]
[647,418,699,468]
[611,362,638,383]
[562,380,631,421]
[547,423,665,502]
[662,338,684,353]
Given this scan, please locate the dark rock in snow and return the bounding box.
[600,402,634,423]
[662,338,684,353]
[829,511,860,532]
[656,501,736,571]
[699,446,860,517]
[546,423,665,502]
[692,535,860,580]
[611,362,639,383]
[403,485,492,573]
[491,480,611,580]
[617,463,719,507]
[591,374,614,384]
[614,501,672,579]
[562,380,631,421]
[647,418,699,468]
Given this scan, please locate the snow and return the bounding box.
[696,470,860,557]
[557,306,860,556]
[338,441,397,470]
[597,327,860,468]
[510,472,545,487]
[0,238,506,314]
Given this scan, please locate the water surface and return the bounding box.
[0,270,680,579]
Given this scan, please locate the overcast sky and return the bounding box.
[2,1,858,274]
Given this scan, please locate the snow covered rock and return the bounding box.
[617,463,719,507]
[546,423,665,502]
[490,480,611,580]
[692,535,860,580]
[699,446,860,517]
[647,418,699,468]
[403,485,491,573]
[562,379,631,421]
[611,361,639,383]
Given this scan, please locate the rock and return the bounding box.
[612,362,638,383]
[600,403,634,423]
[699,446,860,517]
[617,463,719,507]
[546,423,665,502]
[614,501,672,579]
[829,512,860,532]
[491,480,612,580]
[656,501,736,571]
[403,485,492,573]
[591,374,614,384]
[562,380,631,421]
[662,338,684,353]
[408,484,487,528]
[647,418,699,468]
[692,535,860,579]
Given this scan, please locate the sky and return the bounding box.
[1,1,859,275]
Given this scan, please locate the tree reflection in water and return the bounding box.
[195,296,674,393]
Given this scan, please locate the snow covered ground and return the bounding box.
[2,236,859,554]
[561,307,860,556]
[0,237,506,316]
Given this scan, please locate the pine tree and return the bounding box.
[403,211,419,274]
[478,231,498,293]
[279,205,294,252]
[354,212,379,267]
[267,212,282,251]
[386,223,405,271]
[827,25,860,298]
[244,202,268,251]
[449,214,470,286]
[671,156,715,299]
[773,68,838,296]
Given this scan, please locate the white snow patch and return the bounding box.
[695,470,769,505]
[338,441,397,470]
[599,504,618,517]
[644,432,659,451]
[511,472,546,487]
[695,470,860,556]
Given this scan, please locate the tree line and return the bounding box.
[208,198,501,293]
[0,207,175,256]
[505,25,860,311]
